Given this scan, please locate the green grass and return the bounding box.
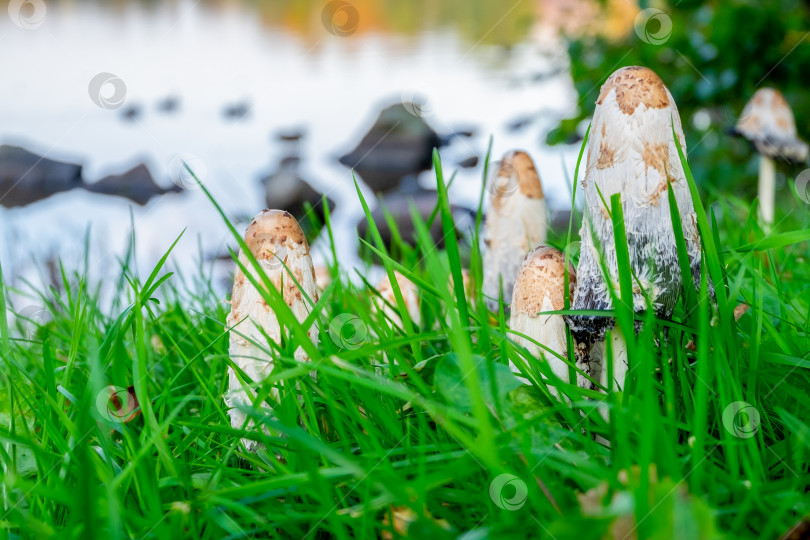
[1,139,810,539]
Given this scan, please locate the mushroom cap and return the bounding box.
[230,208,317,317]
[492,150,544,205]
[375,271,420,325]
[585,66,688,209]
[377,271,417,307]
[314,265,332,292]
[512,245,576,316]
[596,66,670,116]
[244,209,307,259]
[733,88,808,163]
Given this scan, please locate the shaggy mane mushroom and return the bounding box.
[225,209,319,451]
[483,150,547,310]
[731,88,808,226]
[510,245,576,397]
[566,66,704,393]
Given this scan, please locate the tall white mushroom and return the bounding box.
[483,150,547,310]
[566,66,703,393]
[732,88,808,227]
[225,209,319,451]
[510,245,576,397]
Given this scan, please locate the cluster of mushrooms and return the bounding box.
[224,66,807,449]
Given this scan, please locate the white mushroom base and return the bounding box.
[509,297,569,398]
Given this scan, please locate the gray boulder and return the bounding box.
[260,156,335,225]
[0,145,83,208]
[84,163,182,205]
[356,189,474,251]
[339,102,442,193]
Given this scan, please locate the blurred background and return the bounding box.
[1,0,808,298]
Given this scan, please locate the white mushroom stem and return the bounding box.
[758,155,776,227]
[588,329,628,391]
[509,246,575,398]
[226,209,319,452]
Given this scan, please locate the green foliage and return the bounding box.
[552,0,810,195]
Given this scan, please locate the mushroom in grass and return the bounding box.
[510,245,576,397]
[374,271,420,329]
[731,88,808,227]
[225,209,319,451]
[314,265,332,293]
[566,66,704,392]
[483,150,547,310]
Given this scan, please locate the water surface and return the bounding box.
[0,0,581,297]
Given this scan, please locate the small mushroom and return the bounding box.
[374,271,420,329]
[458,268,475,308]
[510,246,576,397]
[225,209,319,451]
[731,88,808,226]
[314,265,332,293]
[566,66,704,392]
[483,150,547,309]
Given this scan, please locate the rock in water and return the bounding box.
[156,95,180,114]
[84,163,182,205]
[356,190,474,257]
[339,102,442,193]
[260,156,334,231]
[0,145,83,208]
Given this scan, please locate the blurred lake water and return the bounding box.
[0,0,630,297]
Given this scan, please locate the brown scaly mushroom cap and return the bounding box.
[375,271,420,327]
[491,151,544,208]
[512,246,576,316]
[232,209,316,309]
[733,88,808,163]
[244,209,307,257]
